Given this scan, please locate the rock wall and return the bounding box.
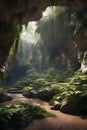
[73,11,87,72]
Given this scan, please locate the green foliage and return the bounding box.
[10,68,73,97]
[0,105,12,129]
[6,59,87,114]
[49,72,87,113]
[0,103,54,129]
[26,68,41,80]
[32,78,50,90]
[45,67,74,82]
[22,86,33,95]
[22,78,50,96]
[21,69,87,114]
[10,78,32,89]
[49,83,69,104]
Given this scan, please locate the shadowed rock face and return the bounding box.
[0,0,50,24]
[0,0,87,24]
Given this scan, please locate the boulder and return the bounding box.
[51,101,62,110]
[60,102,79,115]
[30,90,38,98]
[24,87,54,101]
[60,103,70,113]
[25,90,38,98]
[0,93,12,103]
[38,87,54,101]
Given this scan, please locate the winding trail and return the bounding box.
[3,93,87,130]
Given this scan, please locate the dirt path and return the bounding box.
[3,94,87,130]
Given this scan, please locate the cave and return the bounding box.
[0,1,87,130]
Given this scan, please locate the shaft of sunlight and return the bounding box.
[21,22,37,44]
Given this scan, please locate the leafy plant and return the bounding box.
[49,72,87,114]
[0,103,54,129]
[22,86,33,95]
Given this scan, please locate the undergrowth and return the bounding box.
[3,67,87,115]
[0,103,54,130]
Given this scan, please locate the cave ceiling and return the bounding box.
[0,0,87,24]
